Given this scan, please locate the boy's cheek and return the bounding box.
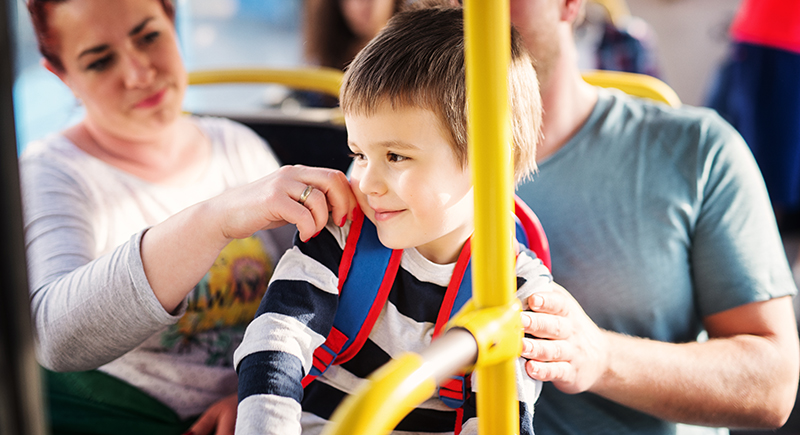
[348,172,360,190]
[349,175,373,218]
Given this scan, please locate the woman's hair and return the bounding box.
[302,0,404,71]
[27,0,176,73]
[340,5,542,184]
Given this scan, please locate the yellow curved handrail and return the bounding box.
[582,69,682,107]
[324,330,478,434]
[322,301,523,435]
[187,67,344,99]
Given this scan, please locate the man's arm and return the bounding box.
[522,284,799,428]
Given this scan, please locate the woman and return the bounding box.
[21,0,355,434]
[287,0,402,108]
[303,0,403,71]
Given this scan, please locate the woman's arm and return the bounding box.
[23,158,354,371]
[22,157,180,371]
[141,165,355,312]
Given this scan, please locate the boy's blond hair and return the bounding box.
[340,5,542,184]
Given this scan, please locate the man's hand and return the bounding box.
[521,282,610,394]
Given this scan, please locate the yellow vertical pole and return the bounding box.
[463,1,518,434]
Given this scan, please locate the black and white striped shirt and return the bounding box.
[234,218,551,435]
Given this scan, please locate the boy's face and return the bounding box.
[346,102,474,265]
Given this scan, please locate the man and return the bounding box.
[512,1,800,434]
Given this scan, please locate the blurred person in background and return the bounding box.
[706,0,800,234]
[285,0,403,107]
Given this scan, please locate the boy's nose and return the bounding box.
[357,165,387,196]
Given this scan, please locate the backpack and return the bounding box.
[301,195,550,429]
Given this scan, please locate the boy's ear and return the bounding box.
[561,0,584,23]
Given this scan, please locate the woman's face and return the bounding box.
[46,0,186,140]
[339,0,395,40]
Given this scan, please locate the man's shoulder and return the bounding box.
[595,89,743,153]
[599,89,735,136]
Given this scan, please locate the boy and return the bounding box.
[234,6,550,435]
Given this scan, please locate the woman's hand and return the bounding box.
[141,165,357,313]
[184,393,238,435]
[214,165,357,243]
[520,282,610,394]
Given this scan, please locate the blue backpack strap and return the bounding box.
[302,208,401,386]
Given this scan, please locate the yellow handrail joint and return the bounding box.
[448,300,522,368]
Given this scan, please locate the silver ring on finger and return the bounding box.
[298,185,314,206]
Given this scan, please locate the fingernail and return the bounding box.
[313,231,321,238]
[339,216,347,227]
[302,236,310,243]
[522,340,531,353]
[521,312,531,328]
[531,294,544,309]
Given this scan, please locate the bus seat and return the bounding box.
[582,69,682,107]
[187,67,352,172]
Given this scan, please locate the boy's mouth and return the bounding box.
[372,208,404,222]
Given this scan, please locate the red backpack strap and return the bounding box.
[434,239,473,413]
[514,195,551,271]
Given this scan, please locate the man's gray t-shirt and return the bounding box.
[516,89,796,435]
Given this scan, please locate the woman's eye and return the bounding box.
[141,31,160,45]
[387,153,407,162]
[87,55,113,72]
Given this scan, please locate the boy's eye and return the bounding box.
[86,55,113,72]
[349,152,366,162]
[387,152,407,162]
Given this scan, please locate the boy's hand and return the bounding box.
[520,282,610,395]
[184,393,238,435]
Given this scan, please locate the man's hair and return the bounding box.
[340,5,541,184]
